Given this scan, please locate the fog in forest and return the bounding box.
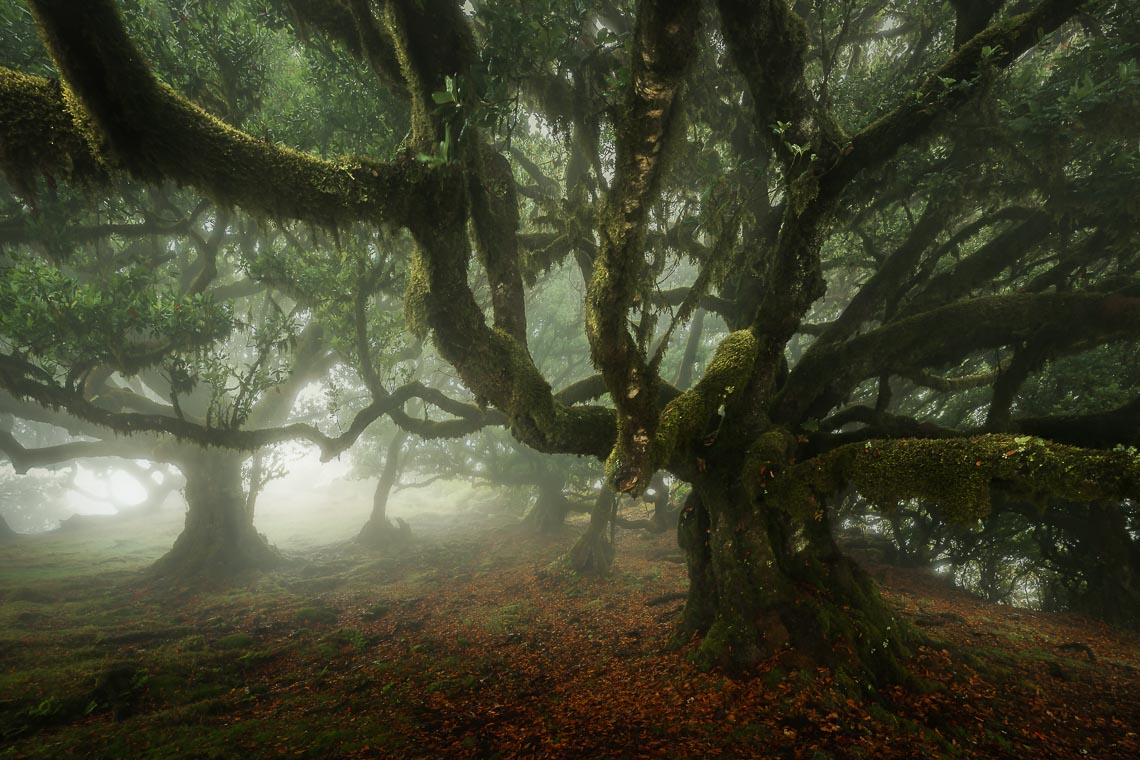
[4,444,546,549]
[2,0,1138,757]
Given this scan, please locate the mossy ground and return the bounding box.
[0,502,1137,758]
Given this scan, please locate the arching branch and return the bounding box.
[22,0,420,228]
[777,291,1140,424]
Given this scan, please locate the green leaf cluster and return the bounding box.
[0,257,233,375]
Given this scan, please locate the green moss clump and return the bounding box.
[787,435,1140,525]
[701,329,761,388]
[402,248,432,339]
[0,69,107,197]
[852,439,994,522]
[743,428,796,471]
[852,436,1140,521]
[654,329,758,468]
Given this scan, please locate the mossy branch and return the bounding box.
[816,396,1140,453]
[0,68,106,196]
[813,201,949,347]
[715,0,822,162]
[0,352,493,460]
[26,0,419,229]
[290,0,407,95]
[818,0,1087,204]
[401,177,616,459]
[0,199,207,247]
[586,0,700,493]
[466,142,528,342]
[0,427,171,473]
[759,435,1140,525]
[654,330,759,473]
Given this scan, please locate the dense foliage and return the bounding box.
[0,0,1137,682]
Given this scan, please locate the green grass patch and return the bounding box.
[216,632,254,650]
[294,606,339,625]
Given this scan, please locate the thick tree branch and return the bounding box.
[0,349,497,460]
[0,204,206,248]
[904,369,999,392]
[818,0,1086,205]
[1013,397,1140,449]
[777,292,1140,424]
[716,0,832,163]
[816,200,950,346]
[0,428,170,473]
[467,141,528,342]
[904,215,1054,312]
[818,405,961,441]
[585,0,700,492]
[24,0,421,228]
[402,178,616,458]
[554,373,683,408]
[0,68,106,195]
[762,433,1140,526]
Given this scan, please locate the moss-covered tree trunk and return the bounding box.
[676,476,911,684]
[1075,502,1139,628]
[152,446,277,580]
[648,471,676,533]
[565,486,617,575]
[357,430,411,549]
[522,468,572,534]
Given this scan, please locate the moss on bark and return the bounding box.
[676,476,912,686]
[768,435,1140,525]
[28,0,420,229]
[0,68,106,197]
[676,431,1140,682]
[653,330,759,472]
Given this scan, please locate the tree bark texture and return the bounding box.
[522,468,574,534]
[566,486,618,575]
[152,447,277,580]
[676,477,911,684]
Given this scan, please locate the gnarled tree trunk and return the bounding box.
[565,486,617,575]
[522,467,573,534]
[152,446,277,580]
[676,477,911,685]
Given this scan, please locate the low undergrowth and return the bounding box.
[0,509,1136,758]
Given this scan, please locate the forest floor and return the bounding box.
[0,494,1137,759]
